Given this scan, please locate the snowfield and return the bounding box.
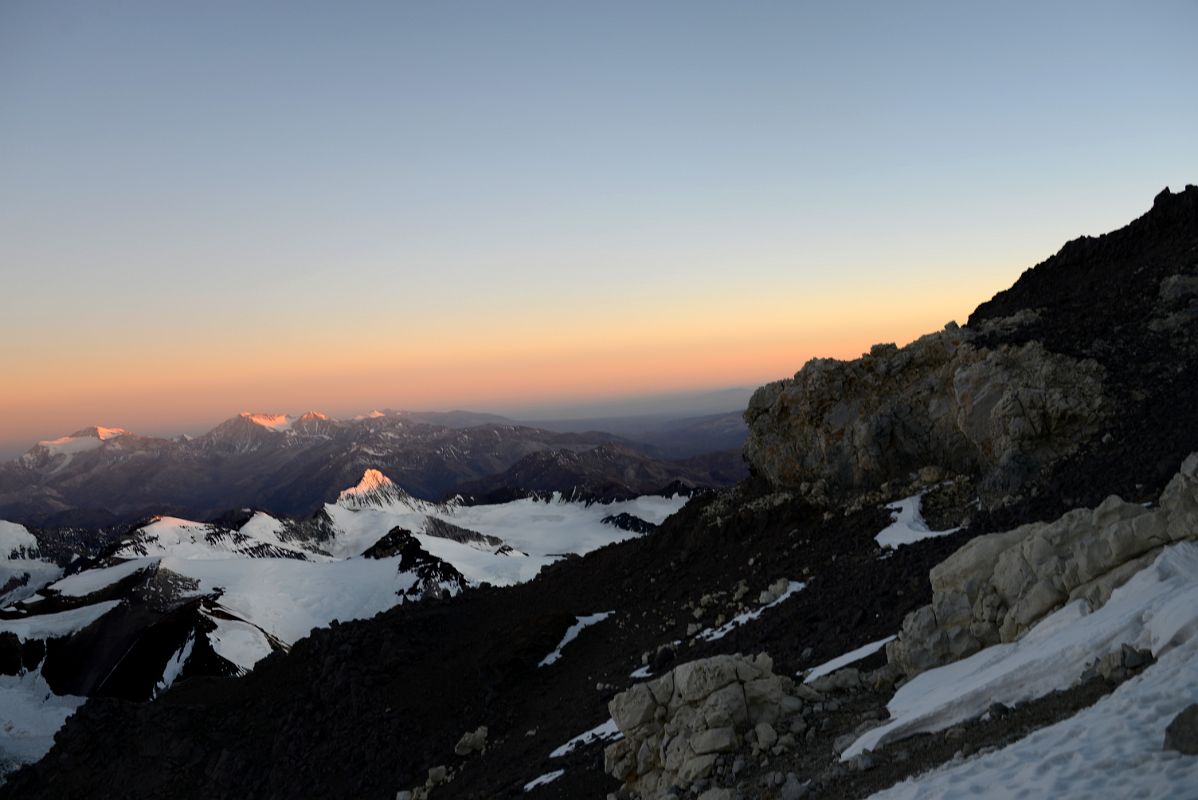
[847,542,1198,759]
[870,634,1198,799]
[0,473,689,778]
[0,671,87,774]
[159,555,425,645]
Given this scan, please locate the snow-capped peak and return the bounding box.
[336,469,424,510]
[239,412,293,432]
[297,411,329,422]
[37,426,127,448]
[352,468,391,492]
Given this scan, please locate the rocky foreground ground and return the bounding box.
[2,186,1197,798]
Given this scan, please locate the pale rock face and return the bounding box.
[604,653,794,797]
[742,319,1108,506]
[888,452,1198,677]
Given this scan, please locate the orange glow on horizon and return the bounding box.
[0,269,1005,450]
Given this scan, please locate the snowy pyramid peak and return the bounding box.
[337,469,421,510]
[297,411,330,422]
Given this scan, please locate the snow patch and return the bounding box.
[697,581,805,642]
[523,769,565,792]
[154,634,195,697]
[804,635,896,684]
[875,494,959,549]
[550,719,623,758]
[539,612,613,667]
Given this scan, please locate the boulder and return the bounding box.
[453,725,487,756]
[604,653,798,797]
[1165,704,1198,755]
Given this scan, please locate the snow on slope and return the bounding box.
[0,522,61,607]
[0,601,122,642]
[160,556,422,645]
[804,635,896,684]
[870,635,1198,799]
[550,719,623,758]
[115,516,324,561]
[846,541,1198,759]
[0,522,38,557]
[240,412,293,432]
[0,476,690,782]
[539,612,613,667]
[697,581,804,642]
[204,615,274,673]
[323,470,689,583]
[0,671,86,774]
[335,468,442,513]
[875,494,959,549]
[46,558,156,597]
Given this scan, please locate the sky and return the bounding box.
[1,0,1195,455]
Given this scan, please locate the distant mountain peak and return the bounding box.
[297,411,329,422]
[239,412,293,432]
[352,468,392,492]
[85,426,128,441]
[337,468,414,510]
[38,426,128,447]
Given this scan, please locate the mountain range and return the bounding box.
[0,410,747,527]
[1,186,1197,799]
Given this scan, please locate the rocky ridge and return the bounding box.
[744,318,1108,507]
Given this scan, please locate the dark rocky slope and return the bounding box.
[455,443,747,504]
[4,186,1196,799]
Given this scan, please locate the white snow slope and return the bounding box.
[870,634,1198,800]
[0,521,62,607]
[847,542,1198,761]
[0,474,688,778]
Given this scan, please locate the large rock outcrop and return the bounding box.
[604,653,799,798]
[889,453,1198,676]
[743,319,1108,506]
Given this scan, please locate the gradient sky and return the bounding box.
[1,1,1196,454]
